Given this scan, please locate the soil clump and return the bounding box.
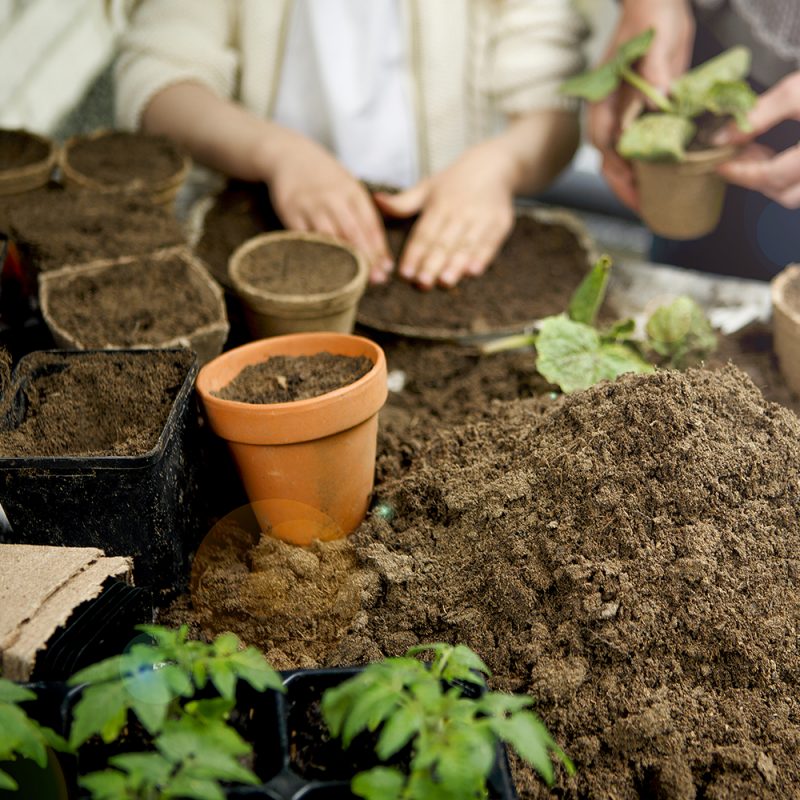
[44,253,219,348]
[0,350,192,457]
[215,353,372,404]
[0,186,184,273]
[0,130,49,170]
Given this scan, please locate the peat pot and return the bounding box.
[59,129,190,207]
[0,129,57,196]
[196,332,387,545]
[229,232,369,338]
[0,349,203,592]
[771,263,800,395]
[634,146,735,240]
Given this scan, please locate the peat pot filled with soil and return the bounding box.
[0,128,57,196]
[229,232,369,338]
[771,263,800,395]
[39,246,229,364]
[59,129,190,207]
[196,332,387,546]
[0,349,202,592]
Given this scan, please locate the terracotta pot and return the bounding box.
[229,232,369,338]
[634,146,735,240]
[196,332,388,545]
[59,129,190,207]
[0,129,57,196]
[771,264,800,395]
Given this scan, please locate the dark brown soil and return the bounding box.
[65,132,184,186]
[0,130,49,170]
[237,239,357,295]
[359,214,590,335]
[0,350,192,457]
[215,353,373,404]
[0,186,185,273]
[44,254,219,348]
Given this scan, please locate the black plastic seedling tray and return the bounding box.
[0,348,203,591]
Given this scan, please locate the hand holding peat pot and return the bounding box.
[196,332,387,546]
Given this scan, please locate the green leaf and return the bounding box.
[434,723,496,797]
[561,60,621,101]
[671,46,751,116]
[352,767,406,800]
[0,705,48,767]
[68,655,125,687]
[0,769,18,791]
[604,318,636,341]
[616,29,655,66]
[376,703,422,760]
[704,80,757,129]
[225,648,284,693]
[80,769,131,800]
[0,680,36,704]
[342,684,401,747]
[69,682,130,748]
[645,296,717,368]
[536,315,653,393]
[478,692,534,717]
[162,773,226,800]
[568,255,612,326]
[207,661,236,701]
[617,113,696,162]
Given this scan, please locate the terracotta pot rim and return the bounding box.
[771,264,800,324]
[229,231,369,306]
[0,129,57,193]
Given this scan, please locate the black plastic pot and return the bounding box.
[0,349,204,592]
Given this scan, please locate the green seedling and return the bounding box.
[562,29,756,161]
[321,643,573,800]
[0,679,70,791]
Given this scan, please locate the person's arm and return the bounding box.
[714,72,800,208]
[374,109,579,289]
[588,0,695,210]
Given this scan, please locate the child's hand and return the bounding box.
[373,142,516,289]
[266,131,393,282]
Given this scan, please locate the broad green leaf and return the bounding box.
[0,705,48,767]
[225,648,284,692]
[645,296,717,368]
[671,46,751,115]
[0,680,35,704]
[212,632,241,656]
[568,255,612,326]
[342,684,401,747]
[616,29,655,65]
[561,61,620,101]
[490,711,559,786]
[704,80,757,129]
[536,315,653,393]
[68,655,125,687]
[376,703,423,759]
[69,682,130,747]
[352,767,406,800]
[617,113,696,162]
[207,661,237,700]
[162,773,226,800]
[79,769,131,800]
[478,692,534,717]
[435,724,496,794]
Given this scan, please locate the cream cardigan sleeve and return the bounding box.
[114,0,240,130]
[484,0,589,115]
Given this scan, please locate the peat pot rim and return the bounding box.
[196,332,388,445]
[771,263,800,323]
[636,143,737,177]
[0,129,58,196]
[228,231,369,313]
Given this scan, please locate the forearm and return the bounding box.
[141,81,299,182]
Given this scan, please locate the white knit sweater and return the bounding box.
[115,0,588,176]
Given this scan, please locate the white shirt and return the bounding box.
[272,0,419,188]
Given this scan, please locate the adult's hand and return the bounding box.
[715,72,800,208]
[588,0,695,210]
[373,141,516,289]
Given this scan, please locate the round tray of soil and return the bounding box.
[0,129,57,196]
[59,130,190,206]
[38,246,229,364]
[356,206,597,342]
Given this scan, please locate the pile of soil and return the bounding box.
[64,132,185,187]
[236,239,357,295]
[0,130,49,170]
[0,186,185,273]
[44,253,219,348]
[215,353,373,404]
[176,364,800,798]
[0,350,192,457]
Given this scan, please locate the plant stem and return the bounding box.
[620,66,674,113]
[480,332,537,355]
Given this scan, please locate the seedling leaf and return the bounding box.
[645,296,717,368]
[671,46,751,116]
[352,767,406,800]
[568,254,612,326]
[618,113,696,162]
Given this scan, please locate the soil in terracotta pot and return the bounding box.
[0,130,49,170]
[45,254,219,348]
[66,132,185,187]
[168,363,800,799]
[0,186,185,273]
[0,350,192,457]
[214,353,373,404]
[238,239,357,294]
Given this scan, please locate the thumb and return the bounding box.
[373,180,431,218]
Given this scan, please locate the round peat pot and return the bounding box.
[634,146,735,240]
[196,333,387,546]
[59,130,190,207]
[0,129,57,196]
[229,232,369,338]
[771,263,800,395]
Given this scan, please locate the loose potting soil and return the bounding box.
[65,132,185,186]
[0,187,185,273]
[0,350,192,457]
[237,239,358,295]
[0,130,49,170]
[215,353,373,404]
[44,254,220,348]
[175,364,800,799]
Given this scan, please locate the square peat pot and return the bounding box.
[227,667,518,800]
[0,348,204,593]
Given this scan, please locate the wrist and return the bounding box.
[249,122,298,182]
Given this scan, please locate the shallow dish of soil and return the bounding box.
[39,246,229,363]
[0,128,57,195]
